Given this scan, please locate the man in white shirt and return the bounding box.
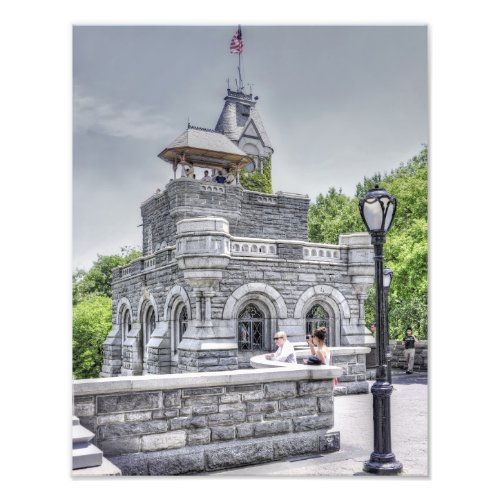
[265,331,296,363]
[201,170,212,182]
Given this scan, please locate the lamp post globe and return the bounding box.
[383,268,393,289]
[359,186,402,475]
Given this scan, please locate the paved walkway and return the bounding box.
[204,370,428,477]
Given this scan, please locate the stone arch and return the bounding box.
[137,290,160,323]
[294,285,350,320]
[223,283,287,353]
[222,283,287,320]
[116,295,133,334]
[164,285,192,358]
[115,297,133,323]
[294,285,351,346]
[163,285,192,321]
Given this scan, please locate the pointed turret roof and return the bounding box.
[215,90,273,151]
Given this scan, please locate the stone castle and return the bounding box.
[101,88,375,377]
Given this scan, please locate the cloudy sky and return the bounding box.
[73,25,428,270]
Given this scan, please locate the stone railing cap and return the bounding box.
[73,365,340,396]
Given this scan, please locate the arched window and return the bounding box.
[238,303,264,351]
[121,308,132,355]
[179,306,188,341]
[306,304,329,337]
[174,305,188,353]
[143,305,156,366]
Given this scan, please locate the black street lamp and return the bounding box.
[383,268,394,384]
[359,185,402,475]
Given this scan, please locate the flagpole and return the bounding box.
[238,52,242,91]
[238,25,243,91]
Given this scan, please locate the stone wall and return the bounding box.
[104,224,375,375]
[390,341,428,371]
[140,180,310,253]
[74,365,341,475]
[251,347,371,396]
[110,250,369,346]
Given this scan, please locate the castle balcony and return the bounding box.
[112,229,372,283]
[113,245,176,282]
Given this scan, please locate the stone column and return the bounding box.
[204,291,215,323]
[175,217,238,372]
[194,290,203,322]
[357,292,367,327]
[339,232,377,347]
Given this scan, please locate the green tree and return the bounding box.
[309,187,365,244]
[73,246,141,305]
[308,146,428,339]
[239,154,273,194]
[72,246,141,379]
[72,295,112,379]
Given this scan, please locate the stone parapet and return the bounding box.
[73,366,340,475]
[251,347,369,396]
[140,179,311,251]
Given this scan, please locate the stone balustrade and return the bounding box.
[114,246,176,281]
[112,234,363,280]
[231,237,278,257]
[302,244,342,263]
[73,365,341,475]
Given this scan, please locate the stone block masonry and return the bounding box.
[390,341,428,371]
[73,365,342,475]
[140,180,310,251]
[104,177,376,376]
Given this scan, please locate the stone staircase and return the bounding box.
[72,416,121,476]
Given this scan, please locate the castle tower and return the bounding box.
[215,89,273,172]
[101,87,375,378]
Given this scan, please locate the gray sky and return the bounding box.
[73,25,428,270]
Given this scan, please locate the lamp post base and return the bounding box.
[363,453,403,475]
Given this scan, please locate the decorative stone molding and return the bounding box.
[115,297,133,322]
[294,285,351,320]
[231,239,277,256]
[144,257,156,270]
[255,195,277,204]
[163,285,192,322]
[137,290,160,322]
[200,184,225,193]
[303,245,341,262]
[222,283,288,320]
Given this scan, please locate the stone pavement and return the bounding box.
[203,370,428,477]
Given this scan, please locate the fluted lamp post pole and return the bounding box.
[359,185,402,475]
[383,268,394,384]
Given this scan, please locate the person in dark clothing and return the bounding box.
[403,327,417,374]
[215,171,226,184]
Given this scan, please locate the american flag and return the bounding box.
[230,26,243,54]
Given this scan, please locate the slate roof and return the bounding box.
[158,126,252,168]
[215,91,273,150]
